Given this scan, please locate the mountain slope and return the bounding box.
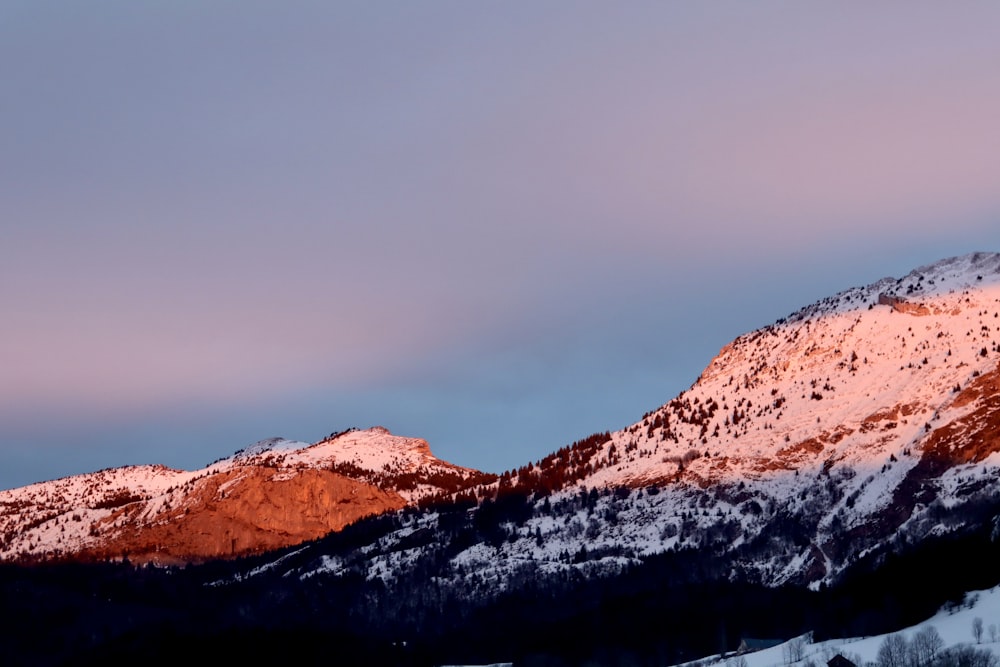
[5,253,1000,586]
[593,252,1000,490]
[4,253,1000,667]
[683,583,1000,667]
[0,427,493,564]
[243,253,1000,594]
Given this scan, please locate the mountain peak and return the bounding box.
[0,425,491,565]
[6,253,1000,586]
[775,252,1000,325]
[495,252,1000,584]
[886,251,1000,298]
[233,437,309,462]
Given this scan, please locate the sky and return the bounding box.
[2,2,1000,490]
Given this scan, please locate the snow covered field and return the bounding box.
[438,585,1000,667]
[682,585,1000,667]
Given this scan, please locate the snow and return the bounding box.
[678,584,1000,667]
[0,426,481,560]
[6,253,1000,588]
[233,437,311,461]
[255,254,1000,590]
[525,253,1000,581]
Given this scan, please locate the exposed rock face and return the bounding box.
[79,468,406,564]
[877,293,932,315]
[927,364,1000,463]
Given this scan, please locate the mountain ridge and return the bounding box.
[0,426,494,564]
[231,251,1000,592]
[3,252,1000,584]
[4,252,1000,667]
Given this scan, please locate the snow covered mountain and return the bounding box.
[5,253,1000,667]
[5,252,1000,589]
[230,252,1000,594]
[0,427,493,564]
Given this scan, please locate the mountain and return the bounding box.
[5,253,1000,579]
[5,253,1000,666]
[0,426,494,564]
[220,252,1000,596]
[484,250,1000,585]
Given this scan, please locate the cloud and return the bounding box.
[2,3,1000,488]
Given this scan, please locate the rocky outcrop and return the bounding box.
[78,468,406,564]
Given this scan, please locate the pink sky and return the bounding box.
[1,3,999,489]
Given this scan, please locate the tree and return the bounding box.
[974,617,985,644]
[877,634,908,667]
[937,646,998,667]
[786,637,807,663]
[910,626,943,667]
